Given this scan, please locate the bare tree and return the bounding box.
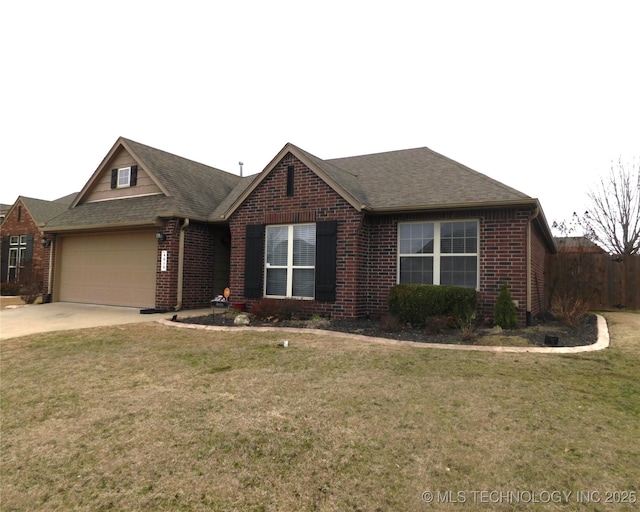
[582,158,640,255]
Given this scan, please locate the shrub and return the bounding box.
[1,281,21,296]
[388,284,477,328]
[423,315,455,335]
[494,282,518,329]
[379,314,404,333]
[278,299,304,320]
[550,293,588,326]
[19,281,43,305]
[249,299,304,321]
[250,299,282,321]
[457,309,478,342]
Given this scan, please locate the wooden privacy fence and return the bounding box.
[546,253,640,311]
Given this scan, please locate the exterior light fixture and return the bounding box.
[41,236,51,247]
[156,229,167,242]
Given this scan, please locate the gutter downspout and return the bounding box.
[174,218,190,311]
[527,205,540,325]
[47,235,55,299]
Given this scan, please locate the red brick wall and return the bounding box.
[0,200,46,289]
[478,208,529,325]
[229,153,364,319]
[182,222,217,309]
[365,208,534,325]
[228,153,547,325]
[155,219,180,310]
[155,219,222,310]
[530,222,549,318]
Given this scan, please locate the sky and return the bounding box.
[2,0,638,228]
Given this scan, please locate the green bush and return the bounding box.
[388,284,477,327]
[494,282,518,329]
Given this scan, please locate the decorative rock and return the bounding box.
[234,313,250,326]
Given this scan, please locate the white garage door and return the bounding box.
[57,231,157,308]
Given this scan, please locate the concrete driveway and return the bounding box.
[0,302,210,340]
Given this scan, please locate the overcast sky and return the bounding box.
[2,1,638,227]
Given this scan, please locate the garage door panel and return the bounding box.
[57,232,156,308]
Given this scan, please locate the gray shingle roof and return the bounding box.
[210,175,259,219]
[46,138,242,231]
[21,196,74,225]
[45,195,180,231]
[121,138,241,219]
[324,146,532,211]
[53,192,78,205]
[222,143,536,218]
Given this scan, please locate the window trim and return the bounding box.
[8,247,19,268]
[397,219,480,289]
[264,223,316,299]
[117,167,131,188]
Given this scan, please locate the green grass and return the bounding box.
[1,313,639,511]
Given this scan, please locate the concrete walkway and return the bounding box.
[0,302,210,340]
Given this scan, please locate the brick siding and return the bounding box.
[155,219,180,309]
[229,153,548,325]
[229,154,365,319]
[155,219,221,310]
[0,200,47,290]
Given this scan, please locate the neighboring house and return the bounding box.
[42,137,245,309]
[0,203,11,224]
[1,194,76,287]
[218,143,556,325]
[554,236,606,253]
[40,137,556,326]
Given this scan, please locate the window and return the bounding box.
[110,165,137,189]
[117,167,131,188]
[244,221,336,301]
[6,234,29,282]
[265,224,316,298]
[398,220,478,288]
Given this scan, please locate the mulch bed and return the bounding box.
[176,312,599,347]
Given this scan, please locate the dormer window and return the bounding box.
[118,167,131,187]
[110,165,138,189]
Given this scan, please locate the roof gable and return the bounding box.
[221,143,536,219]
[4,196,72,226]
[50,137,243,230]
[218,143,367,219]
[72,138,169,208]
[122,138,241,219]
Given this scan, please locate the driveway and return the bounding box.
[0,302,210,340]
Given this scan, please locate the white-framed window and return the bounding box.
[398,220,479,288]
[117,167,131,188]
[265,224,316,298]
[7,234,28,281]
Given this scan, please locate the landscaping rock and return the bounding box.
[234,314,250,326]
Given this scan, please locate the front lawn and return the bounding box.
[1,313,638,511]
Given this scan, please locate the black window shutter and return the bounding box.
[1,236,9,282]
[130,165,138,186]
[110,169,118,189]
[24,234,34,263]
[244,224,265,298]
[315,220,338,302]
